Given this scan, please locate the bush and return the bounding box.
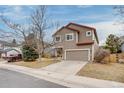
[43,53,51,58]
[22,45,39,61]
[94,48,110,64]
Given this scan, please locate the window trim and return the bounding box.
[65,33,74,41]
[86,31,92,37]
[55,35,61,42]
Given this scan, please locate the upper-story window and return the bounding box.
[55,35,61,42]
[65,33,74,41]
[86,31,92,37]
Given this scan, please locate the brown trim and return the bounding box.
[93,29,99,44]
[76,41,94,45]
[66,22,96,30]
[52,26,65,36]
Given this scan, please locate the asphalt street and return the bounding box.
[0,68,67,88]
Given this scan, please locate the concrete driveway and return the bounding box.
[40,61,87,75]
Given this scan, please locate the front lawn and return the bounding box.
[77,62,124,83]
[10,58,60,68]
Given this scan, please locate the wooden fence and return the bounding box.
[103,54,116,63]
[103,53,124,63]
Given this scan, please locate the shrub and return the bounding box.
[22,45,39,61]
[94,48,110,64]
[43,53,51,58]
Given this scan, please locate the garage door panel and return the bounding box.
[66,50,89,61]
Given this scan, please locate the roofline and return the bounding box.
[66,22,96,30]
[4,49,21,53]
[93,29,99,44]
[52,26,65,37]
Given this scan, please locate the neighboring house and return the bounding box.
[120,36,124,52]
[1,49,22,58]
[0,40,22,58]
[52,22,99,61]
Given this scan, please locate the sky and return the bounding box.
[0,5,124,45]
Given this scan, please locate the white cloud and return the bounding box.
[85,21,124,45]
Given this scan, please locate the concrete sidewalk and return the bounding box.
[0,63,124,88]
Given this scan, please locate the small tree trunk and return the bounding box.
[37,43,42,62]
[116,53,119,63]
[38,53,42,62]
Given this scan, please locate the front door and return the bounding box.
[56,48,63,58]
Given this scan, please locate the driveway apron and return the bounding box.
[40,61,88,75]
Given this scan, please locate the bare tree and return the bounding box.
[0,28,12,39]
[0,15,31,44]
[30,6,48,62]
[52,21,61,31]
[0,6,50,62]
[0,6,61,62]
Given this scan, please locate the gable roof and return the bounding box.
[3,48,21,53]
[52,22,99,43]
[66,22,96,30]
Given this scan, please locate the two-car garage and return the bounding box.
[65,49,90,61]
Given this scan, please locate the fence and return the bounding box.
[103,53,124,63]
[103,54,116,63]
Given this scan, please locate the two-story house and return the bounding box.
[52,23,99,62]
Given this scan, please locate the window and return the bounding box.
[86,31,92,37]
[55,35,61,42]
[66,33,74,41]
